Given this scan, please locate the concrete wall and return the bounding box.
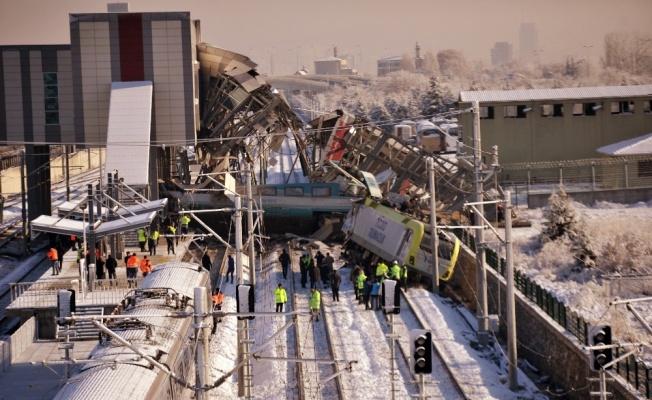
[0,316,35,372]
[449,242,640,399]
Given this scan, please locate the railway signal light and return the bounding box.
[589,325,612,371]
[410,329,432,374]
[236,284,255,320]
[381,279,400,314]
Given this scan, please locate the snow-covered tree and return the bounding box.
[420,76,453,116]
[541,186,597,270]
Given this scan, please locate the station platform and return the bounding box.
[0,234,205,399]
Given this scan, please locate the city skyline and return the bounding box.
[1,0,651,76]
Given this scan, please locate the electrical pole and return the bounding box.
[194,286,210,400]
[429,157,439,295]
[504,190,518,390]
[245,165,256,286]
[472,101,489,346]
[20,150,27,255]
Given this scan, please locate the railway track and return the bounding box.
[291,246,343,399]
[384,289,468,399]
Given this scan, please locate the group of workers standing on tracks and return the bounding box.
[351,259,408,311]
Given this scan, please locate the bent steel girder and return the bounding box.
[189,44,304,187]
[306,110,476,212]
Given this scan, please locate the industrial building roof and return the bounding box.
[459,84,652,103]
[597,133,652,156]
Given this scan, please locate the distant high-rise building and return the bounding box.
[519,23,538,64]
[491,42,513,66]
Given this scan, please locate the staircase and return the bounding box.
[56,306,104,341]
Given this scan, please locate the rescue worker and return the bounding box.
[299,253,312,289]
[47,247,60,275]
[357,270,367,305]
[166,224,176,255]
[321,252,334,288]
[375,260,389,282]
[309,262,321,290]
[180,214,191,239]
[390,260,401,280]
[70,235,77,250]
[212,289,224,333]
[309,288,321,321]
[148,227,159,255]
[275,283,287,312]
[351,264,363,300]
[126,252,140,287]
[137,227,147,252]
[140,255,152,277]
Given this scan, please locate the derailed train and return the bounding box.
[343,198,460,283]
[53,262,213,400]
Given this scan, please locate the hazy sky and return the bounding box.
[1,0,651,75]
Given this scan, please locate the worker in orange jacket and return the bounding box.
[212,289,225,333]
[47,247,60,275]
[126,252,140,287]
[140,255,152,277]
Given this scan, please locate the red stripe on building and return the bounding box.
[118,14,144,81]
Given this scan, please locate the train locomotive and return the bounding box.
[53,262,213,400]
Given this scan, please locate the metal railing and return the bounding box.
[454,228,652,398]
[9,278,143,308]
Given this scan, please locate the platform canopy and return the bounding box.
[56,198,168,219]
[31,211,157,240]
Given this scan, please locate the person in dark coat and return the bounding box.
[314,251,325,269]
[279,249,291,280]
[309,263,321,289]
[202,251,212,271]
[363,276,373,310]
[226,255,235,284]
[106,253,117,282]
[321,252,334,288]
[330,269,342,302]
[95,255,106,280]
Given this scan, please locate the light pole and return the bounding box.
[79,202,87,297]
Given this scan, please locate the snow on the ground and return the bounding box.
[209,243,547,399]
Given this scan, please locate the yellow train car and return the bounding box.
[343,198,459,280]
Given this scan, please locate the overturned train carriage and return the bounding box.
[343,198,460,282]
[53,262,212,400]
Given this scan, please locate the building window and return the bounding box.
[504,105,517,118]
[611,100,634,115]
[257,187,277,196]
[43,72,59,125]
[284,187,304,196]
[541,104,553,117]
[480,106,494,119]
[583,102,598,116]
[639,160,652,177]
[644,100,651,114]
[312,186,332,197]
[573,103,584,116]
[553,104,564,117]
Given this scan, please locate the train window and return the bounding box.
[312,187,332,197]
[257,187,277,196]
[284,187,304,196]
